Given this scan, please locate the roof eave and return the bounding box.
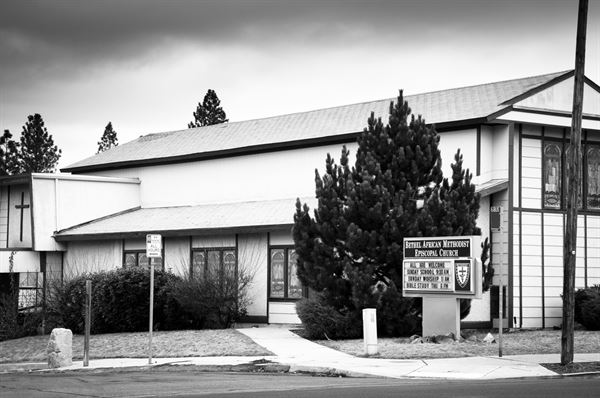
[62,118,495,174]
[53,223,293,242]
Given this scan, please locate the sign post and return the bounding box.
[403,236,482,338]
[146,234,162,365]
[490,206,504,357]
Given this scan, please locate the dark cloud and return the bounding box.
[0,0,577,61]
[0,0,586,101]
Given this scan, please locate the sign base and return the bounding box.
[422,297,460,338]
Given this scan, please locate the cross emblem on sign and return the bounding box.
[14,192,30,242]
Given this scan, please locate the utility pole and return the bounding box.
[562,0,587,366]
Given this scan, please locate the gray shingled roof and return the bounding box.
[63,71,570,172]
[54,197,317,240]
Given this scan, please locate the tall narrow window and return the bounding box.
[543,143,562,208]
[191,251,206,279]
[287,250,303,299]
[269,247,304,299]
[270,249,285,298]
[207,250,221,278]
[223,250,236,279]
[587,146,600,209]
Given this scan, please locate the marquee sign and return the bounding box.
[402,236,480,297]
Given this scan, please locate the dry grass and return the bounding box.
[314,329,600,359]
[0,329,272,363]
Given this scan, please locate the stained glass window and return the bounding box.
[587,146,600,209]
[123,251,162,270]
[192,251,206,279]
[223,250,236,279]
[287,250,303,299]
[270,249,285,298]
[269,247,304,299]
[543,143,561,208]
[125,253,137,268]
[190,248,236,281]
[207,250,221,278]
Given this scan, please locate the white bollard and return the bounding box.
[362,308,378,355]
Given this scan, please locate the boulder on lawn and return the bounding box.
[47,328,73,368]
[435,333,456,344]
[483,332,496,344]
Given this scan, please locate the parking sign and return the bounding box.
[146,234,162,258]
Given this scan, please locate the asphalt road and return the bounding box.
[1,369,599,398]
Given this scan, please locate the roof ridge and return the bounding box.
[141,70,573,138]
[404,70,573,98]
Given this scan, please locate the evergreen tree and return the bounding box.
[294,91,485,336]
[0,130,19,176]
[188,89,228,128]
[14,114,61,173]
[97,122,119,154]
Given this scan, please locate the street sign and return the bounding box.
[490,206,503,232]
[146,234,162,258]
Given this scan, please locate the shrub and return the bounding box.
[46,268,187,334]
[296,294,362,340]
[169,267,252,329]
[376,287,421,337]
[575,285,600,330]
[0,291,43,341]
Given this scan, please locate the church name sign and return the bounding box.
[402,236,479,296]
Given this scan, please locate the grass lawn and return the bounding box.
[0,329,273,364]
[313,329,600,359]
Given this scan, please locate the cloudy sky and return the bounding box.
[1,0,599,169]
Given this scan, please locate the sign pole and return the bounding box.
[145,234,162,366]
[148,257,154,365]
[498,229,503,357]
[84,279,91,367]
[490,206,504,357]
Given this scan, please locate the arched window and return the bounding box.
[269,247,305,299]
[587,146,600,209]
[270,249,285,298]
[543,143,562,208]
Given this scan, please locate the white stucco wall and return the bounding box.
[164,237,190,276]
[438,128,478,182]
[63,240,122,277]
[238,233,268,318]
[32,174,140,251]
[0,250,40,273]
[89,143,358,208]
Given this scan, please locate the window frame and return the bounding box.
[123,250,163,270]
[541,133,600,212]
[190,247,237,280]
[542,139,563,209]
[585,144,600,210]
[268,245,306,301]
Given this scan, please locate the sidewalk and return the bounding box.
[237,327,599,379]
[2,328,598,380]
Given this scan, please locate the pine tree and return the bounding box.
[294,91,485,336]
[293,149,353,308]
[14,114,62,173]
[0,130,19,176]
[97,122,119,154]
[188,89,228,128]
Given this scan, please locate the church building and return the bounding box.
[1,70,599,328]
